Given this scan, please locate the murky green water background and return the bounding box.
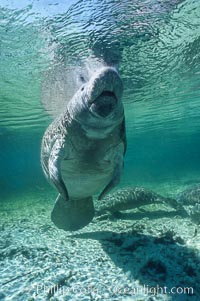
[1,0,200,199]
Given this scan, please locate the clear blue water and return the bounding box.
[1,0,200,199]
[1,2,200,300]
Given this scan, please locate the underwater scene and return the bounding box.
[1,0,200,300]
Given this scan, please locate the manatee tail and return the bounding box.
[51,195,94,231]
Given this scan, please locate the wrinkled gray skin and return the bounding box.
[176,184,200,224]
[96,186,180,215]
[176,184,200,205]
[41,67,126,231]
[97,186,199,226]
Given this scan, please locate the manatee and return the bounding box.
[41,66,126,231]
[96,186,180,215]
[176,184,200,224]
[176,184,200,206]
[96,186,200,225]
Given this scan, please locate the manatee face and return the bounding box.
[67,67,124,138]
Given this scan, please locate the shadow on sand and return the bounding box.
[71,224,200,301]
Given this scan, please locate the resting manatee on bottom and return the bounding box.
[41,66,126,231]
[176,184,200,224]
[97,186,198,224]
[96,186,180,215]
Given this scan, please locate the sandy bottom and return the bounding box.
[0,180,200,301]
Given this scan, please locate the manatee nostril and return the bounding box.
[80,75,85,82]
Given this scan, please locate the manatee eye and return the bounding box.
[79,75,85,83]
[81,85,85,91]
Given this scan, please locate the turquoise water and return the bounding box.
[1,2,200,300]
[1,0,200,198]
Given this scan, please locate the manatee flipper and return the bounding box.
[49,140,69,201]
[98,154,124,200]
[51,195,95,231]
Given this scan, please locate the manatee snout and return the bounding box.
[90,91,117,117]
